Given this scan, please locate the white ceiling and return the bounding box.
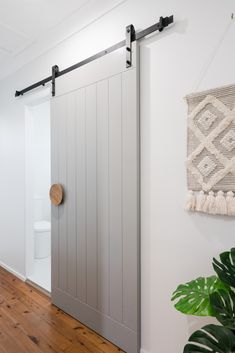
[0,0,125,79]
[0,0,88,58]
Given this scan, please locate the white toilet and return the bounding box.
[34,196,51,259]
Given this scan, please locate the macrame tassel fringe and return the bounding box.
[185,190,235,216]
[185,190,196,211]
[226,191,235,216]
[215,191,227,215]
[195,191,206,212]
[202,191,216,214]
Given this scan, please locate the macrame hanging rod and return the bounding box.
[15,15,174,98]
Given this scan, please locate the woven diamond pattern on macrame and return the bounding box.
[185,84,235,216]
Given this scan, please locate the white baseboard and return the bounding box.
[0,261,26,282]
[140,349,149,353]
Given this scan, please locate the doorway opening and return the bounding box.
[25,94,51,293]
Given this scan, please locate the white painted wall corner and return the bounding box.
[0,261,26,282]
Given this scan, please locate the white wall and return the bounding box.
[31,101,51,221]
[0,1,235,352]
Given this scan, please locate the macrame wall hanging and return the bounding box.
[185,84,235,216]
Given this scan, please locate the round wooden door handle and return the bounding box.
[50,184,64,206]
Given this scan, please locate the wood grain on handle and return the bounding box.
[50,184,63,205]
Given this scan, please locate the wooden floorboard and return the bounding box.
[0,266,124,353]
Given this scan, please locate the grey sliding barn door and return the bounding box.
[51,43,140,353]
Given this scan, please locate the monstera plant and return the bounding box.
[171,248,235,352]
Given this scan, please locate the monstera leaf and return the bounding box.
[184,324,235,353]
[213,248,235,288]
[210,289,235,329]
[171,276,228,316]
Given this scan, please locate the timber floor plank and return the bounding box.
[0,267,124,353]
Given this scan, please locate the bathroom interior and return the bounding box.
[26,99,51,293]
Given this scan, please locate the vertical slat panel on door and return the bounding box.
[109,74,123,323]
[58,95,68,292]
[122,69,139,331]
[67,92,77,297]
[97,79,110,315]
[51,43,139,353]
[76,88,87,303]
[86,84,98,309]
